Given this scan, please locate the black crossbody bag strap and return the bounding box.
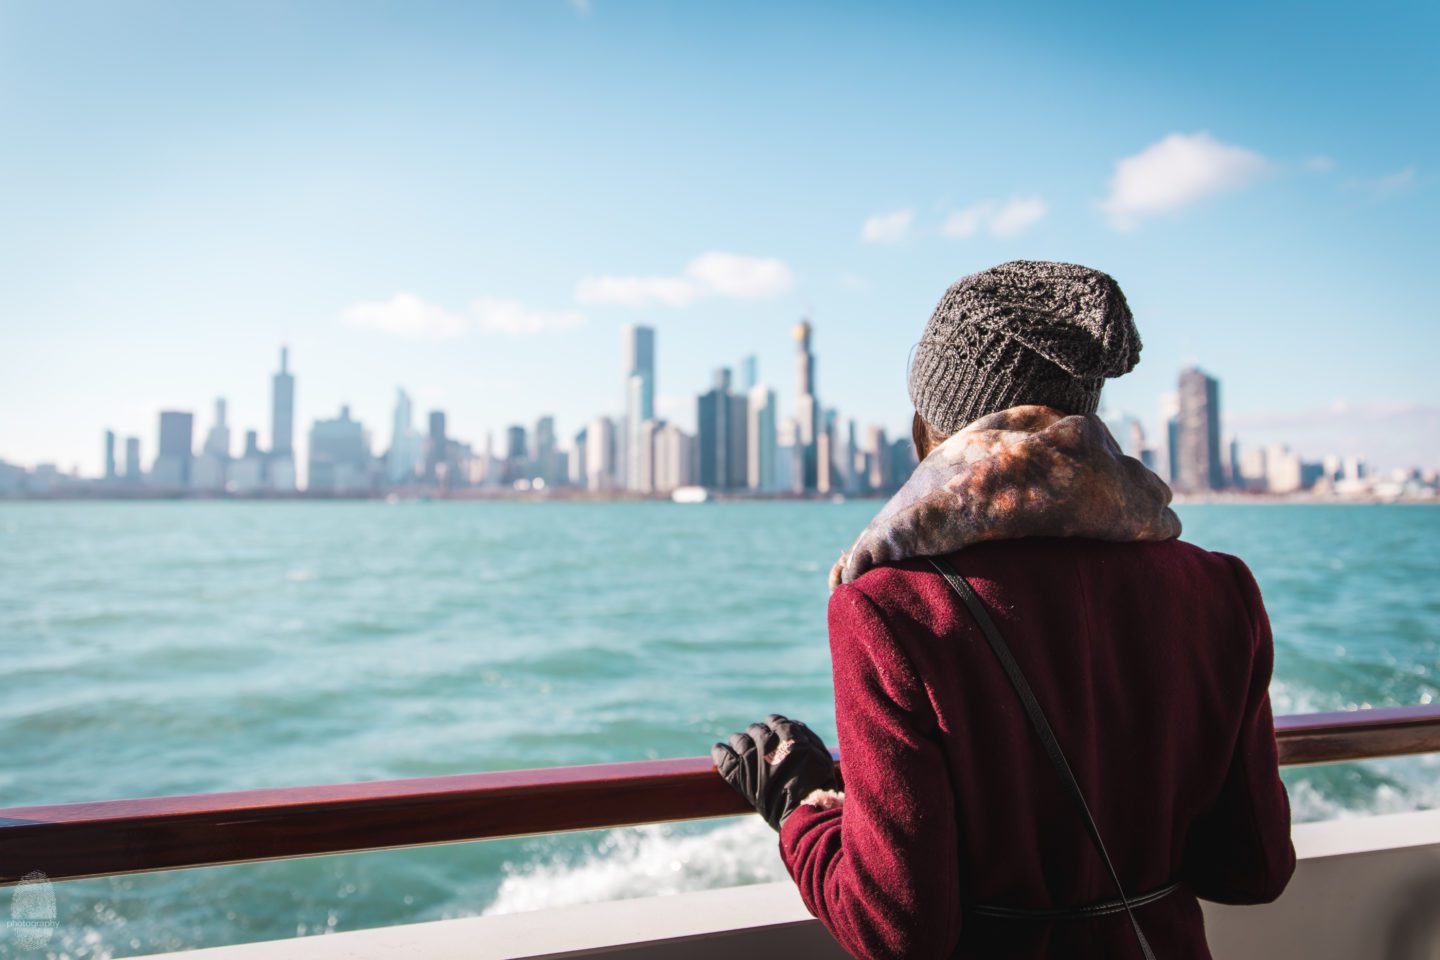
[928,556,1159,960]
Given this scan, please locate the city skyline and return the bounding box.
[2,3,1436,477]
[7,320,928,497]
[2,317,1433,501]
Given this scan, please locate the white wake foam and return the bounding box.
[482,818,787,916]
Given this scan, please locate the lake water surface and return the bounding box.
[1,501,1436,958]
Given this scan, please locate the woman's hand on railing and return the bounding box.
[713,714,838,831]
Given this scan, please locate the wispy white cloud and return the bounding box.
[941,196,1048,238]
[567,0,591,14]
[575,252,794,308]
[1371,166,1417,196]
[683,251,792,299]
[342,292,469,340]
[471,297,585,334]
[1340,165,1417,200]
[343,292,583,338]
[941,203,991,238]
[574,275,698,308]
[1304,155,1336,173]
[988,196,1048,237]
[860,208,913,244]
[1101,132,1270,231]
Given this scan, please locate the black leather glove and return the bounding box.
[712,714,837,831]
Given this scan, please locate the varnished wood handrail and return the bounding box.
[2,704,1438,886]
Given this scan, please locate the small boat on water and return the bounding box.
[671,486,709,504]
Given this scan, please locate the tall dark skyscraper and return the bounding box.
[271,347,294,458]
[504,424,529,483]
[697,368,733,489]
[727,392,749,490]
[153,410,194,487]
[1176,367,1224,491]
[506,425,528,462]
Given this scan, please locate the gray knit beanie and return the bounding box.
[908,260,1141,435]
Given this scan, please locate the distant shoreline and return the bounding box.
[1170,493,1437,506]
[0,489,884,504]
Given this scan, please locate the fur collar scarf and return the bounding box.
[831,405,1181,589]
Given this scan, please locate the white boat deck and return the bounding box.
[147,808,1440,960]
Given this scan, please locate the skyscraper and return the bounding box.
[727,391,749,490]
[746,385,777,492]
[533,415,558,486]
[229,429,266,493]
[634,418,661,493]
[623,325,655,491]
[836,416,858,494]
[1266,444,1303,494]
[586,416,617,491]
[1159,392,1180,484]
[697,368,733,489]
[862,425,890,492]
[269,348,296,490]
[1176,367,1224,492]
[203,398,231,458]
[308,405,373,494]
[816,425,834,494]
[569,426,589,488]
[794,319,819,492]
[504,424,529,483]
[124,436,141,482]
[426,411,448,485]
[740,355,758,392]
[816,407,843,495]
[774,416,798,493]
[103,430,116,481]
[653,423,694,493]
[386,389,423,485]
[192,399,231,491]
[152,410,194,488]
[506,425,528,462]
[271,348,294,456]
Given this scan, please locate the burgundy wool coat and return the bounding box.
[779,537,1296,960]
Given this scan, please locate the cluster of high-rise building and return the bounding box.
[587,320,915,497]
[6,322,918,498]
[2,349,1434,501]
[73,348,300,496]
[1103,366,1435,499]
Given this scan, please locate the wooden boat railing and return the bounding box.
[2,703,1438,887]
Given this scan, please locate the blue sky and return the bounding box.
[2,0,1436,477]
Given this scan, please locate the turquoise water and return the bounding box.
[1,501,1436,958]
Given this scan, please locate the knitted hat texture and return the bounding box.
[908,260,1141,434]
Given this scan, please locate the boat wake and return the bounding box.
[478,753,1440,919]
[482,818,786,916]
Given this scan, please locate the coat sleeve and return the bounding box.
[1183,554,1297,904]
[778,581,963,960]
